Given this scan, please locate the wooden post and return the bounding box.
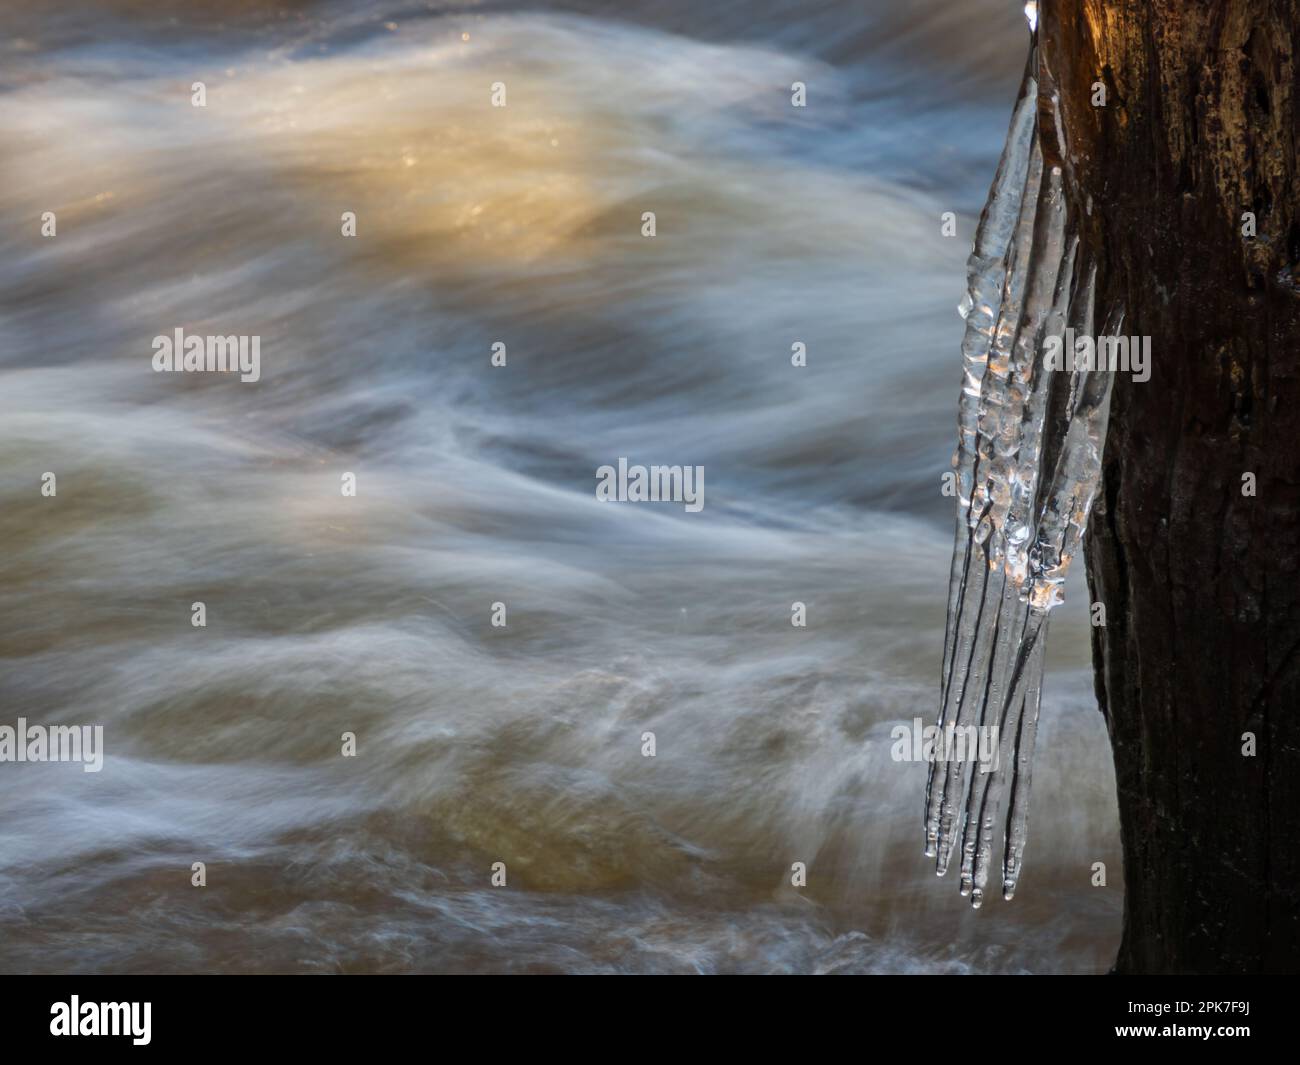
[1042,0,1300,972]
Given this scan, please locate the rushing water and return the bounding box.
[0,0,1120,973]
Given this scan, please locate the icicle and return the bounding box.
[960,216,1076,907]
[927,68,1040,861]
[939,52,1038,707]
[927,17,1117,906]
[999,619,1046,899]
[930,138,1042,876]
[1026,307,1120,614]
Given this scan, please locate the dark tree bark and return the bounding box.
[1041,1,1300,972]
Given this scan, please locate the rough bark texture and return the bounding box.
[1042,1,1300,972]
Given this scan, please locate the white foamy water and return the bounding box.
[0,0,1120,973]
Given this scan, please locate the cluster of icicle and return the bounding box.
[925,16,1117,908]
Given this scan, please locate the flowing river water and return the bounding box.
[0,0,1121,973]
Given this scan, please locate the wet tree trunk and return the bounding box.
[1041,1,1300,972]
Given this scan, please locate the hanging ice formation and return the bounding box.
[925,8,1117,907]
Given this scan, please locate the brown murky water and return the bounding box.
[0,0,1120,973]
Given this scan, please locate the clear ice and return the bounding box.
[926,17,1116,907]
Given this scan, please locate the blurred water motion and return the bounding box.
[0,0,1120,973]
